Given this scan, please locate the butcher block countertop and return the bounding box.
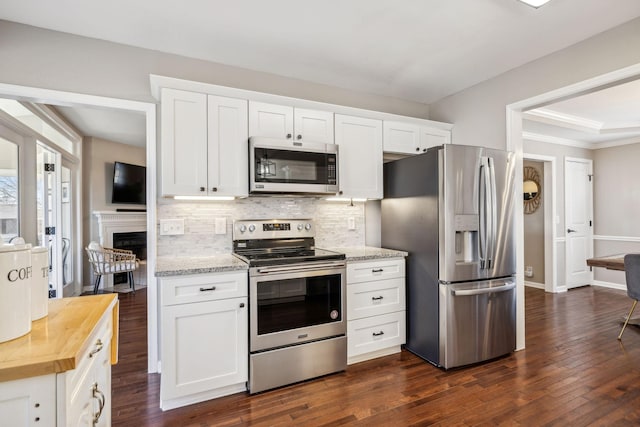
[0,294,119,382]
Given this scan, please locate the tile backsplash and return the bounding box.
[157,197,366,257]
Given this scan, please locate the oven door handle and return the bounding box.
[256,262,345,274]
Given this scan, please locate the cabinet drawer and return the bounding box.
[347,277,405,320]
[347,258,405,284]
[161,271,248,305]
[347,311,406,358]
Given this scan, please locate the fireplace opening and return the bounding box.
[112,231,147,285]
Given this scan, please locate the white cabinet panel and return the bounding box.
[347,311,406,358]
[249,101,294,140]
[293,108,334,144]
[161,272,247,306]
[161,88,208,196]
[334,114,383,199]
[207,95,249,197]
[346,258,405,284]
[383,120,451,155]
[0,374,56,427]
[161,297,248,402]
[347,278,405,320]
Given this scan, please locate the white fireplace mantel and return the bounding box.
[93,211,147,289]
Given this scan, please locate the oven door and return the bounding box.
[249,137,338,194]
[249,261,346,352]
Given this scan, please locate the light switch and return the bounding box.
[159,219,185,235]
[215,217,226,235]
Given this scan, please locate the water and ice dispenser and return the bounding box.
[454,214,479,263]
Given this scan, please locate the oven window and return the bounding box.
[254,148,336,185]
[256,274,342,335]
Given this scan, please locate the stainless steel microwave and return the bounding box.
[249,137,339,195]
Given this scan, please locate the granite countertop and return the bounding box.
[324,246,408,262]
[155,254,248,277]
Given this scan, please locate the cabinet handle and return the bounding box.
[92,383,105,425]
[416,147,420,151]
[239,302,245,308]
[199,187,205,192]
[372,331,385,337]
[338,190,343,195]
[89,339,103,358]
[297,134,302,140]
[199,286,216,292]
[286,133,292,139]
[211,187,218,192]
[423,148,427,152]
[371,296,384,301]
[372,268,384,273]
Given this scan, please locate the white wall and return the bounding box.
[0,20,429,119]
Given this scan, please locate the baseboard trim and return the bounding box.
[593,235,640,243]
[592,280,626,291]
[524,281,545,289]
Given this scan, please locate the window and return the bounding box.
[0,137,19,243]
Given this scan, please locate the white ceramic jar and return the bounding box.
[0,240,32,342]
[30,246,49,320]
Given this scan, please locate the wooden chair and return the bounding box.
[618,254,640,339]
[85,241,139,294]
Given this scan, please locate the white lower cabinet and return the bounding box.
[346,258,406,364]
[0,374,56,427]
[159,271,248,411]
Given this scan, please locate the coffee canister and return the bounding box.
[30,246,49,320]
[0,240,32,343]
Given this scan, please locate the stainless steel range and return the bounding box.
[233,219,347,394]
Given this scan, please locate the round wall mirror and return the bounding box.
[523,166,541,214]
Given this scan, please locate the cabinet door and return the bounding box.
[294,108,334,144]
[161,298,248,401]
[383,121,421,155]
[334,114,383,199]
[161,88,208,196]
[248,101,294,139]
[207,95,249,197]
[0,374,56,427]
[419,126,451,150]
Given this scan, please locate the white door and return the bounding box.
[564,157,593,289]
[293,108,334,144]
[248,101,293,139]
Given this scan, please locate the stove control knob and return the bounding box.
[297,223,304,231]
[239,224,247,233]
[248,224,256,233]
[305,223,312,231]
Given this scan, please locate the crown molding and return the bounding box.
[525,108,640,136]
[522,131,592,149]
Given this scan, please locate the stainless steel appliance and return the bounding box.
[249,137,338,195]
[381,144,516,369]
[232,219,347,393]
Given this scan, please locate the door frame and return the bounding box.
[564,156,594,289]
[523,153,557,293]
[507,62,640,351]
[0,82,159,373]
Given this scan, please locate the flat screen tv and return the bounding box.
[112,161,146,205]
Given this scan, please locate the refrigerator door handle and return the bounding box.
[479,157,491,269]
[452,282,515,296]
[488,157,498,269]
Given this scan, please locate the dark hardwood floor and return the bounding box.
[111,286,640,426]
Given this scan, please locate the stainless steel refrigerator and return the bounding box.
[381,144,516,369]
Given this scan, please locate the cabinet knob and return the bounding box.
[297,134,302,140]
[286,133,292,139]
[423,148,427,152]
[211,187,218,192]
[416,147,420,151]
[338,190,343,195]
[239,303,245,308]
[199,187,205,192]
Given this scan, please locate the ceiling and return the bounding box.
[2,0,640,146]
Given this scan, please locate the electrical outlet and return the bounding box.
[215,218,226,235]
[160,219,185,235]
[348,217,356,230]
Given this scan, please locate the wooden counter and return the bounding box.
[586,254,625,271]
[0,294,119,382]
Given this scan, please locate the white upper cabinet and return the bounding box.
[207,95,249,197]
[161,88,208,196]
[334,114,383,199]
[249,101,334,144]
[161,88,248,197]
[383,120,451,155]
